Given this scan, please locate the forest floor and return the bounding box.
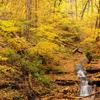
[0,47,100,100]
[41,53,100,100]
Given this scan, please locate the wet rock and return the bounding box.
[55,80,77,86]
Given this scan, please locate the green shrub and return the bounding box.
[33,72,51,86]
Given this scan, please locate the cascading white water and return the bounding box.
[80,79,92,96]
[76,64,92,97]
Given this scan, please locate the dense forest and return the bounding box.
[0,0,100,100]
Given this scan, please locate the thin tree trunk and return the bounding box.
[98,0,100,28]
[26,0,31,20]
[90,0,94,13]
[34,0,38,27]
[87,0,90,14]
[81,0,90,19]
[95,0,100,29]
[24,0,32,40]
[75,0,78,19]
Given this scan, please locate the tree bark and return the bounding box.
[95,0,100,29]
[81,0,90,19]
[75,0,78,19]
[34,0,38,27]
[24,0,32,40]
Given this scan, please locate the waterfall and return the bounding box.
[76,64,92,97]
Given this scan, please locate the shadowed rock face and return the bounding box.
[86,67,100,74]
[0,83,19,90]
[92,81,100,87]
[55,80,77,86]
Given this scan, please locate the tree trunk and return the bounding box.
[75,0,78,19]
[95,0,100,29]
[98,0,100,28]
[24,0,32,40]
[81,0,90,19]
[34,0,38,27]
[90,0,94,13]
